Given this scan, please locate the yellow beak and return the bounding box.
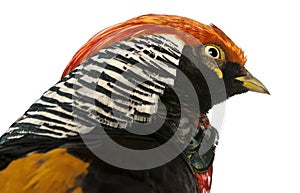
[235,71,270,94]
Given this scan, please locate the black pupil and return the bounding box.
[208,48,218,58]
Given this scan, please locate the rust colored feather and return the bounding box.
[62,14,246,78]
[195,165,213,193]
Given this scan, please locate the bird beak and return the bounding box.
[235,71,270,94]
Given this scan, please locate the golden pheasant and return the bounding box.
[0,14,269,193]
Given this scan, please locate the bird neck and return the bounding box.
[1,34,190,143]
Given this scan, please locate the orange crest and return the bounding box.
[62,14,246,78]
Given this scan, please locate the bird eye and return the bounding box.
[204,45,220,59]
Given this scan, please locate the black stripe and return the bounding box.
[41,122,77,133]
[104,62,124,74]
[132,88,150,96]
[94,99,112,113]
[100,71,117,83]
[95,84,112,98]
[167,47,181,58]
[115,42,136,52]
[143,80,165,90]
[156,55,176,66]
[135,44,143,50]
[49,86,73,100]
[27,114,73,127]
[64,81,82,90]
[134,109,151,117]
[61,69,80,81]
[150,44,180,60]
[139,56,146,62]
[12,123,64,136]
[28,103,55,110]
[153,79,167,88]
[143,49,156,59]
[40,96,73,113]
[27,104,74,120]
[114,54,139,65]
[136,83,162,96]
[129,94,153,105]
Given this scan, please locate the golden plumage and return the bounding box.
[0,148,89,193]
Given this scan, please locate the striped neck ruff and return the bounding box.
[1,34,187,143]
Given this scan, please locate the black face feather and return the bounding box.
[221,62,249,98]
[177,45,248,113]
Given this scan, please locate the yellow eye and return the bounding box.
[204,45,220,59]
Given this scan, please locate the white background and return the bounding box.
[0,1,299,192]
